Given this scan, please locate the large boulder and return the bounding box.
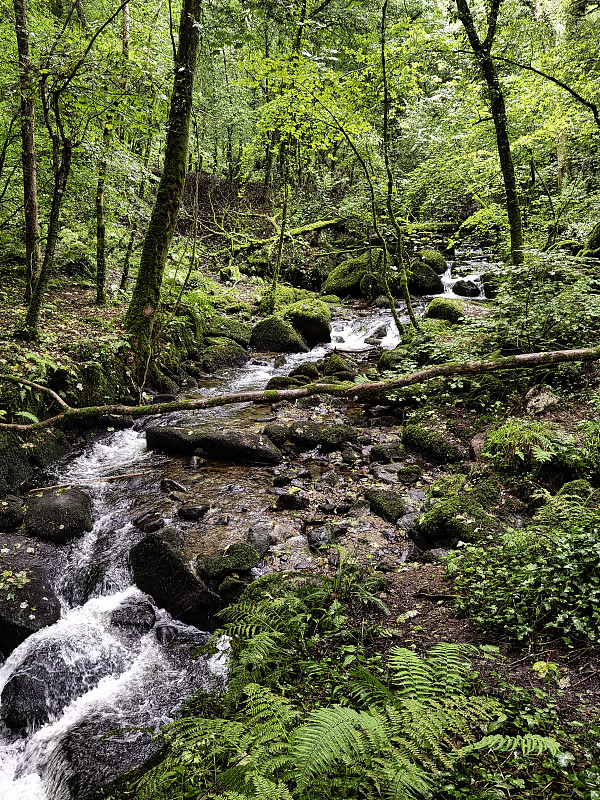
[146,425,205,456]
[404,423,467,464]
[282,299,331,345]
[193,430,283,465]
[0,431,32,496]
[286,421,358,450]
[424,297,465,323]
[250,316,309,353]
[452,279,480,298]
[205,315,252,347]
[195,542,261,584]
[0,549,61,657]
[321,254,370,297]
[1,629,129,732]
[0,495,24,531]
[417,249,447,275]
[201,339,249,372]
[364,488,406,522]
[129,533,222,629]
[412,495,503,549]
[407,260,444,295]
[24,487,93,543]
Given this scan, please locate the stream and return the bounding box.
[0,262,490,798]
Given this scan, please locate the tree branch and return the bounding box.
[1,373,70,410]
[2,346,599,432]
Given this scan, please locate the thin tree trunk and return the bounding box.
[124,0,202,383]
[12,0,42,302]
[96,119,111,305]
[456,0,524,265]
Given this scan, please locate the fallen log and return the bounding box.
[1,346,599,432]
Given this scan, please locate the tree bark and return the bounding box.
[456,0,524,265]
[12,0,42,302]
[2,346,599,432]
[124,0,202,382]
[96,119,112,305]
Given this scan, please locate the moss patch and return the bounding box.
[424,298,465,324]
[404,422,467,463]
[415,495,503,548]
[282,300,331,345]
[417,249,447,274]
[364,488,406,522]
[250,316,309,353]
[205,315,252,347]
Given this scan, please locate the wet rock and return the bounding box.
[404,422,467,464]
[306,525,330,549]
[161,478,188,493]
[110,594,156,633]
[0,495,24,531]
[290,362,320,381]
[275,489,311,510]
[0,432,33,496]
[0,559,61,657]
[132,511,165,533]
[202,341,249,373]
[246,526,271,558]
[371,464,400,484]
[398,512,418,531]
[129,533,222,630]
[341,447,360,465]
[27,429,72,471]
[481,270,499,299]
[155,624,178,645]
[287,421,358,450]
[177,504,209,521]
[364,488,406,523]
[152,393,177,404]
[250,316,309,353]
[470,431,487,460]
[262,422,291,446]
[217,575,247,602]
[25,487,92,544]
[408,260,444,294]
[146,426,206,456]
[195,543,261,583]
[1,633,128,732]
[452,279,480,298]
[370,443,405,463]
[193,430,282,465]
[400,543,422,562]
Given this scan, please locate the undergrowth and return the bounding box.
[108,553,599,800]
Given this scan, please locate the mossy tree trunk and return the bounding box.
[95,118,112,305]
[13,0,42,302]
[456,0,524,266]
[124,0,201,383]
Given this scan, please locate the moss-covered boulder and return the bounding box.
[414,495,503,548]
[323,353,350,375]
[424,297,465,324]
[201,340,249,373]
[321,254,369,297]
[364,488,406,522]
[0,432,32,497]
[282,300,331,345]
[250,316,309,353]
[398,464,422,483]
[378,347,409,372]
[257,285,314,314]
[452,279,480,298]
[408,261,444,295]
[195,542,261,584]
[481,271,499,299]
[205,315,252,347]
[371,443,406,463]
[265,376,305,390]
[320,294,341,304]
[288,421,358,450]
[404,422,467,463]
[262,422,292,446]
[417,249,447,274]
[290,362,320,380]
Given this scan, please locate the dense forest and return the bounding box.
[0,0,600,797]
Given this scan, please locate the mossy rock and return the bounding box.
[250,316,309,353]
[397,464,422,483]
[257,285,314,315]
[414,496,503,548]
[481,271,499,299]
[282,299,331,345]
[429,474,467,499]
[417,249,447,275]
[205,315,252,347]
[321,254,369,297]
[407,260,444,295]
[324,353,350,375]
[225,301,252,319]
[320,294,341,304]
[379,347,409,372]
[265,376,305,390]
[556,479,596,501]
[364,488,406,522]
[0,432,32,496]
[289,362,319,380]
[404,423,467,463]
[424,298,465,324]
[201,341,249,373]
[371,443,406,463]
[288,421,358,450]
[262,422,292,446]
[196,542,261,583]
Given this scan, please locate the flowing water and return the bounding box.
[0,310,405,800]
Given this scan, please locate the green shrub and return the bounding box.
[448,513,600,647]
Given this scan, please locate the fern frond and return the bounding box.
[347,664,397,709]
[425,643,477,694]
[386,647,435,701]
[293,705,380,791]
[461,733,561,757]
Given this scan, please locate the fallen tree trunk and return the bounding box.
[224,218,344,257]
[1,346,599,433]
